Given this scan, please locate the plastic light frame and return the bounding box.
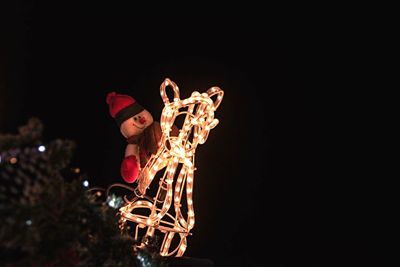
[119,78,223,257]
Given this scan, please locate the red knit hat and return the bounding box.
[106,92,144,126]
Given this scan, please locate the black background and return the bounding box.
[1,2,323,266]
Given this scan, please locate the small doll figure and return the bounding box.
[106,92,177,183]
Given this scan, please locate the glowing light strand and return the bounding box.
[118,78,223,257]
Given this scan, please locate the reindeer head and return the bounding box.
[159,78,224,154]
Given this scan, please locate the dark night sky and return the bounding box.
[0,2,328,265]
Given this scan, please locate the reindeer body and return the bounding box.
[119,78,223,256]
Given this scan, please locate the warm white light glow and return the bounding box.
[119,78,223,257]
[10,157,17,164]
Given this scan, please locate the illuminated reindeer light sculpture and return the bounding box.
[119,78,224,256]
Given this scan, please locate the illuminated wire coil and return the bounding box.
[119,78,223,256]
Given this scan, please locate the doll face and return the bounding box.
[120,109,154,138]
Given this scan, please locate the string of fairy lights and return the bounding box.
[0,145,90,189]
[118,78,224,257]
[0,145,46,165]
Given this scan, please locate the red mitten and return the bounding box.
[120,155,140,183]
